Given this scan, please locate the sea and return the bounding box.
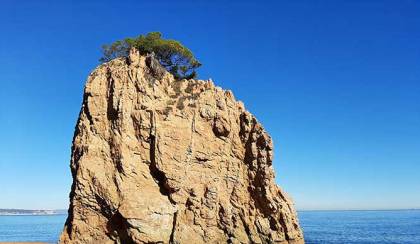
[0,210,419,243]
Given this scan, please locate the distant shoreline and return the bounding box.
[0,213,66,216]
[0,242,49,244]
[0,209,66,216]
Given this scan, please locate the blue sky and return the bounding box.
[0,0,419,210]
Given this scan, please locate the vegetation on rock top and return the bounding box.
[100,32,201,80]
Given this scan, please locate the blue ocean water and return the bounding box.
[0,210,419,243]
[0,214,66,243]
[299,210,420,244]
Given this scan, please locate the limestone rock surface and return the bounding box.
[60,49,304,244]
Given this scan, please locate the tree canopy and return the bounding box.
[100,32,201,80]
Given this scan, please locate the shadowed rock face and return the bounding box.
[60,49,304,244]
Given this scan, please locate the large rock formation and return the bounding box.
[60,49,304,244]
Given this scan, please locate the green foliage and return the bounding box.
[100,32,201,80]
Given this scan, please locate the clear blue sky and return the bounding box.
[0,0,419,210]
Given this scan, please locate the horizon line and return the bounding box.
[297,208,420,212]
[1,208,420,212]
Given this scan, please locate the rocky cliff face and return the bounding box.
[60,49,304,244]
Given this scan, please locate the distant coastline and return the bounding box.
[0,209,66,216]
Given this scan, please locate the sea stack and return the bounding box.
[60,49,304,244]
